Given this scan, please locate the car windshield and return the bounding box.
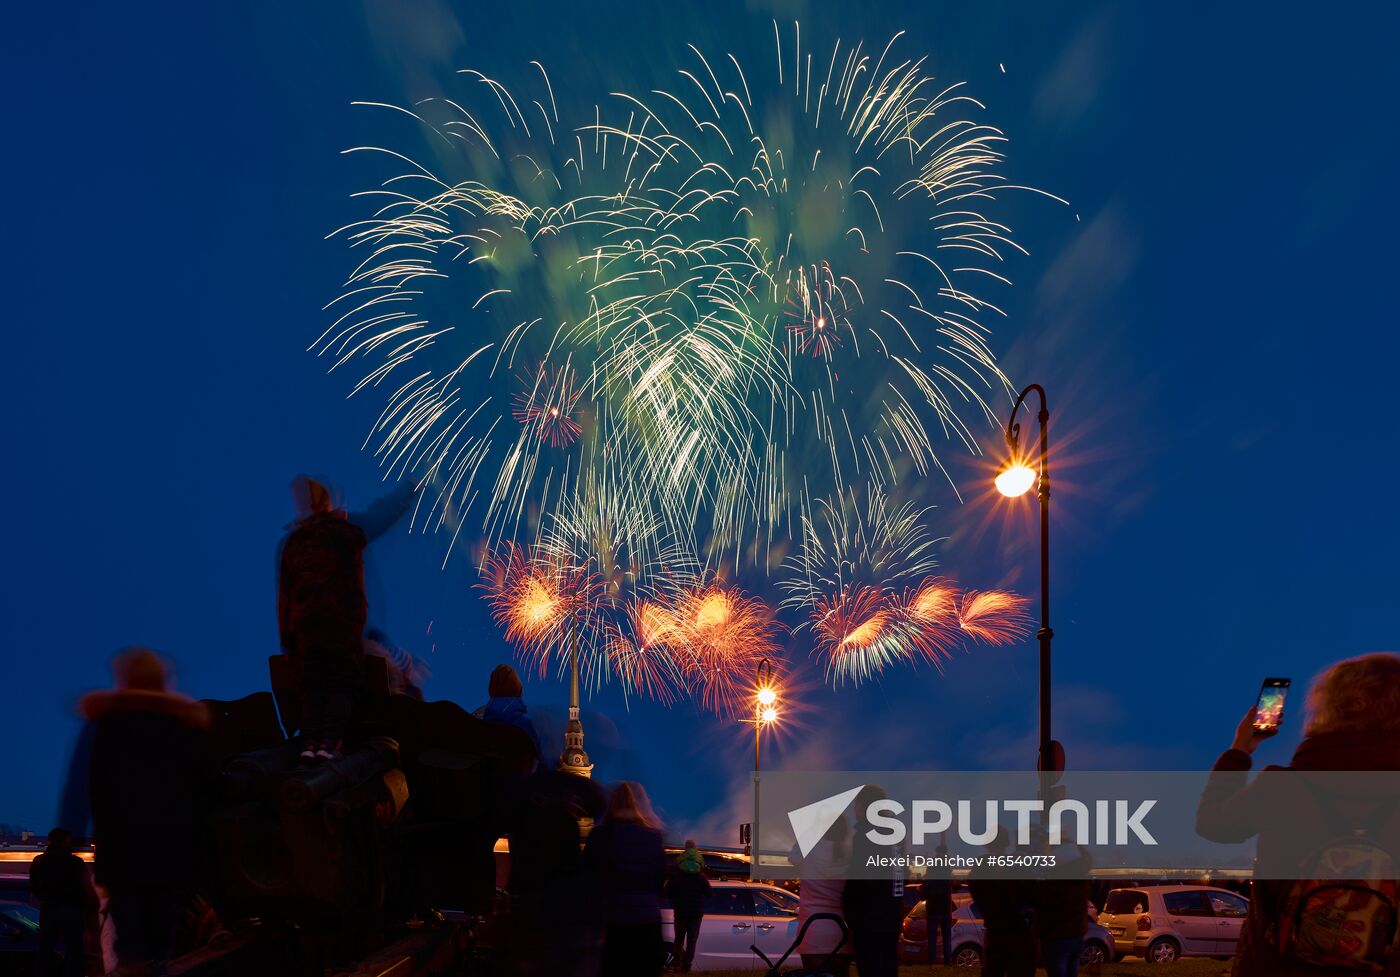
[1104,890,1149,915]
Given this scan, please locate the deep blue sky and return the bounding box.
[5,1,1398,840]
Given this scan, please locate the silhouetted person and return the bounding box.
[500,768,606,977]
[1036,850,1091,977]
[583,782,666,977]
[923,842,955,967]
[30,828,87,977]
[968,830,1036,977]
[790,815,850,977]
[665,840,711,971]
[1198,652,1400,976]
[277,475,416,760]
[56,724,96,844]
[474,664,540,753]
[843,786,903,977]
[83,648,210,971]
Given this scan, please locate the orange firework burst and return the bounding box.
[803,576,1032,685]
[811,585,910,684]
[671,584,784,716]
[607,639,684,706]
[478,543,599,672]
[899,577,961,663]
[906,578,959,622]
[512,364,583,448]
[606,599,688,706]
[629,599,687,649]
[957,590,1034,645]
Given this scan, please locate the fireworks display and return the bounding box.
[783,490,1033,684]
[673,582,785,716]
[323,24,1052,699]
[478,542,599,675]
[512,363,583,449]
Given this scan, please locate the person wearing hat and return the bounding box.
[665,840,712,971]
[476,663,540,752]
[674,842,705,875]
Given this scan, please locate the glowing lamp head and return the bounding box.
[756,686,777,707]
[995,461,1037,498]
[760,706,779,725]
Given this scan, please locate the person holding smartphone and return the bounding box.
[1197,653,1400,977]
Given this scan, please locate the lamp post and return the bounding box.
[751,659,779,876]
[995,383,1061,776]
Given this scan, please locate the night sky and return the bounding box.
[5,1,1398,841]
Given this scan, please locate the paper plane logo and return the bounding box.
[788,785,866,857]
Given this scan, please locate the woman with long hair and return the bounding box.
[583,782,668,976]
[1199,652,1400,976]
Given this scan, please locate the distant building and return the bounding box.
[0,825,37,846]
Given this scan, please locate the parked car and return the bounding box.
[661,881,801,971]
[899,897,1113,968]
[1097,884,1249,963]
[0,900,55,977]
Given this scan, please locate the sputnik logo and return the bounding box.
[788,785,866,857]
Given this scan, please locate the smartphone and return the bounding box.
[1253,677,1291,731]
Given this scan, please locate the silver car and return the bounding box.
[661,880,801,971]
[1097,884,1248,962]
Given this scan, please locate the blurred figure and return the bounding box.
[277,474,417,761]
[475,664,540,753]
[790,815,850,977]
[365,627,426,699]
[1198,652,1400,977]
[499,768,607,977]
[665,840,711,971]
[55,724,96,843]
[1035,854,1091,977]
[923,842,955,967]
[29,827,87,977]
[968,829,1036,977]
[843,786,903,977]
[82,648,210,973]
[583,782,667,977]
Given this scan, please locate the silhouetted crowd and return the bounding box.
[25,472,1400,977]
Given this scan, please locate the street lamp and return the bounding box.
[996,383,1061,777]
[751,659,779,875]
